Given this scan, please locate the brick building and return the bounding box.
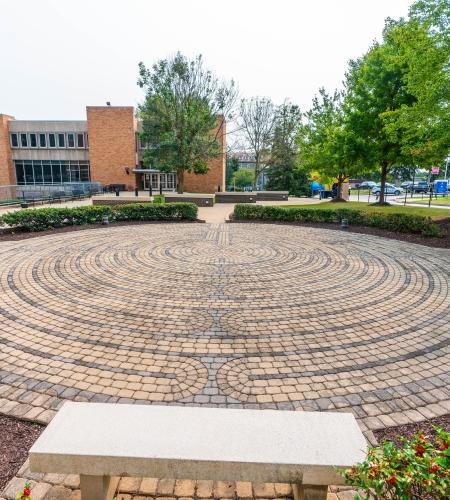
[0,106,226,193]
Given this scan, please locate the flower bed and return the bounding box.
[232,204,444,237]
[0,203,198,232]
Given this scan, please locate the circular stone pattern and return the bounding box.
[0,223,449,431]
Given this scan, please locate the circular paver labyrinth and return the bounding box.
[0,223,449,431]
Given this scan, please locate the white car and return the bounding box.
[371,184,403,196]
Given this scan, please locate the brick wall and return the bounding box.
[184,117,226,193]
[87,107,137,190]
[0,115,16,186]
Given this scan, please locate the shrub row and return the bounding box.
[0,203,198,232]
[232,204,444,237]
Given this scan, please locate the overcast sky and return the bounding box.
[1,0,413,121]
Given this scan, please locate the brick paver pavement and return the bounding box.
[0,222,449,498]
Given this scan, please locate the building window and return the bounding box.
[42,161,52,183]
[39,133,47,148]
[52,162,62,183]
[77,133,84,148]
[29,133,37,148]
[24,162,34,183]
[10,133,18,148]
[48,133,56,148]
[14,160,91,185]
[20,133,28,147]
[16,162,25,184]
[67,133,75,148]
[58,133,65,148]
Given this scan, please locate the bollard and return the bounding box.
[135,188,138,197]
[159,183,163,195]
[341,218,349,229]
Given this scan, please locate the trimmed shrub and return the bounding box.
[232,204,444,237]
[153,194,165,204]
[0,203,197,232]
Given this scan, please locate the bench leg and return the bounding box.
[79,474,119,500]
[292,484,328,500]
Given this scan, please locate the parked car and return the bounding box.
[355,181,377,190]
[400,181,413,189]
[407,181,430,193]
[371,184,403,196]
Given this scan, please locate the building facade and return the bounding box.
[0,106,226,194]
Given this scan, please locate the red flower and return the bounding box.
[23,488,31,497]
[440,442,449,451]
[415,444,425,457]
[428,463,440,473]
[387,476,397,485]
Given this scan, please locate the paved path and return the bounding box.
[0,222,449,435]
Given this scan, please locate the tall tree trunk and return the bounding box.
[378,161,388,204]
[177,170,184,194]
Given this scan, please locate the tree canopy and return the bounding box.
[137,53,236,193]
[265,103,309,196]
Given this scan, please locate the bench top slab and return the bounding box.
[30,403,366,483]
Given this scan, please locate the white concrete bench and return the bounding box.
[29,403,366,500]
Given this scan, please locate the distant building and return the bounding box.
[0,107,226,193]
[231,151,267,189]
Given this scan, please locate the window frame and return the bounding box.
[20,133,28,148]
[57,133,65,148]
[10,133,19,148]
[67,133,75,148]
[48,133,56,148]
[29,133,38,148]
[76,133,85,148]
[39,133,47,148]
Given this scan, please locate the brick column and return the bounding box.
[86,107,137,190]
[0,114,16,186]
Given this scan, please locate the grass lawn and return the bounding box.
[405,197,450,207]
[280,201,450,220]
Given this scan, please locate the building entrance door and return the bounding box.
[143,173,176,191]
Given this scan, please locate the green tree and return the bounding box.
[266,103,309,196]
[238,97,277,189]
[382,1,449,166]
[225,154,239,188]
[298,89,361,201]
[233,168,254,189]
[343,35,416,204]
[137,53,236,193]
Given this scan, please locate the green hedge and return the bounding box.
[0,203,198,232]
[232,204,443,237]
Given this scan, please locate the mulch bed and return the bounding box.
[0,415,44,491]
[229,218,450,249]
[0,219,204,242]
[374,414,450,447]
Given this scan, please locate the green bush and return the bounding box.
[232,205,443,237]
[0,203,197,231]
[153,194,165,204]
[342,427,450,499]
